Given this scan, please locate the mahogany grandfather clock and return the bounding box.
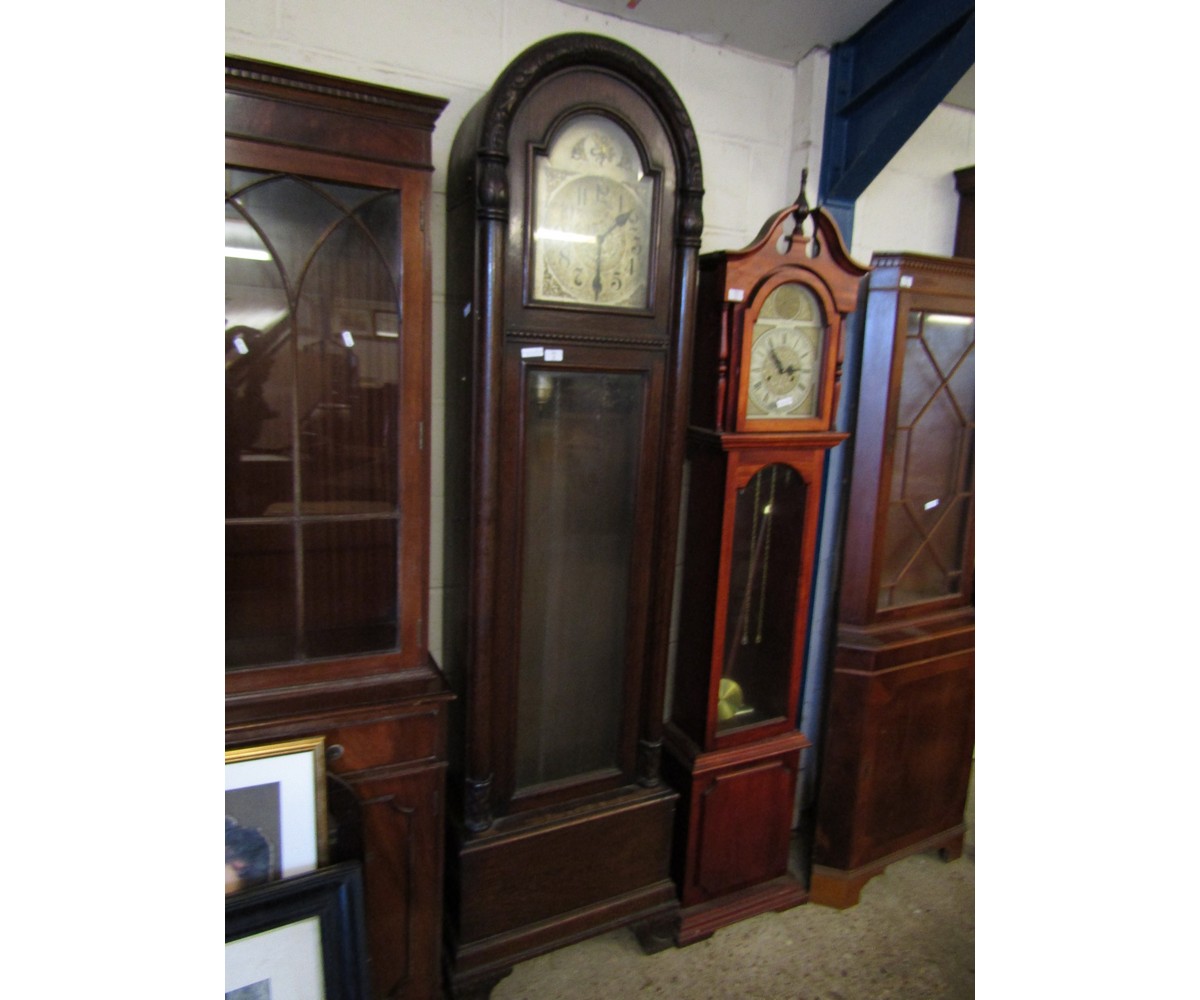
[663,194,866,945]
[811,252,975,908]
[441,34,703,997]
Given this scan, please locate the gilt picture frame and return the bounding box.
[226,736,329,894]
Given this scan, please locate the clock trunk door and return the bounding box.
[496,344,666,809]
[716,461,808,737]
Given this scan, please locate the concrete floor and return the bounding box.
[492,777,974,1000]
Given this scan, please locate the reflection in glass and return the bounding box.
[877,311,975,610]
[225,169,403,668]
[515,370,646,790]
[719,464,806,732]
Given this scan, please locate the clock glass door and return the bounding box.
[718,463,807,733]
[877,309,975,612]
[514,362,650,792]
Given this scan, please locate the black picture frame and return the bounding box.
[225,862,369,1000]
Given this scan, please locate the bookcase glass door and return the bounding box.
[225,168,406,668]
[877,310,975,611]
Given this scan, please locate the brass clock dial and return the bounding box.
[745,282,825,420]
[532,115,654,309]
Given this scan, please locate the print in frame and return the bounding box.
[225,736,329,894]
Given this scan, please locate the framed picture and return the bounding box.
[226,862,369,1000]
[226,737,328,894]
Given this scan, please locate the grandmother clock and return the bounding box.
[442,34,703,997]
[663,194,866,945]
[810,252,975,908]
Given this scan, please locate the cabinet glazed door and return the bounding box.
[876,307,975,613]
[226,169,409,668]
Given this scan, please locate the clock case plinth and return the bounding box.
[664,200,866,945]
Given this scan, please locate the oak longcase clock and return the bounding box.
[663,195,866,945]
[442,34,703,998]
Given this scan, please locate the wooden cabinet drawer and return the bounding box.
[323,705,446,775]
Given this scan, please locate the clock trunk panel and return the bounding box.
[694,757,796,898]
[442,34,704,994]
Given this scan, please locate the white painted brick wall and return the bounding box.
[851,103,976,261]
[225,0,974,666]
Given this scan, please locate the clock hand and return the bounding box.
[593,211,633,299]
[768,346,785,373]
[600,210,632,240]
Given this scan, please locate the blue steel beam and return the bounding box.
[818,0,974,243]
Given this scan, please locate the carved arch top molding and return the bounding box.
[476,33,705,245]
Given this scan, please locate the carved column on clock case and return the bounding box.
[442,34,704,999]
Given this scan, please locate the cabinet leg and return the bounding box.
[938,831,965,862]
[632,911,677,955]
[808,866,875,909]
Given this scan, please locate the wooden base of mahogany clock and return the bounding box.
[674,872,809,947]
[442,784,679,999]
[663,726,810,945]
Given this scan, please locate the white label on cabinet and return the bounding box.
[924,498,940,510]
[900,275,914,288]
[728,288,746,302]
[545,348,564,362]
[521,346,544,358]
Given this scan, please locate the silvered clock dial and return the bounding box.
[746,282,825,420]
[532,114,654,309]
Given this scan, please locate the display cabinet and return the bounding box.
[441,34,704,998]
[224,57,452,1000]
[663,197,866,945]
[810,251,974,908]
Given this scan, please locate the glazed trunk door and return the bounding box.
[496,343,665,810]
[715,462,808,737]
